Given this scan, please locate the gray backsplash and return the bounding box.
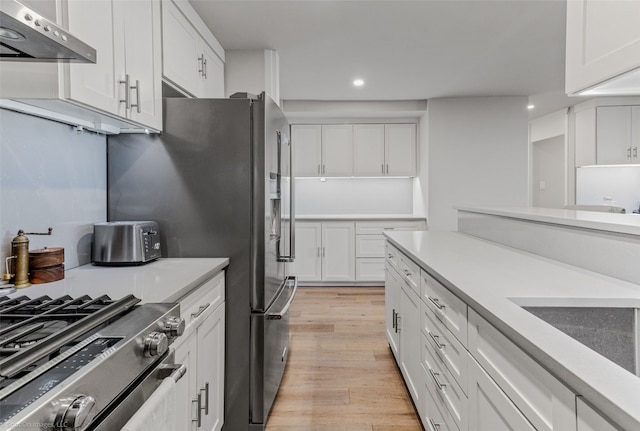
[0,110,107,270]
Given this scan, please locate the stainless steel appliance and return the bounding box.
[0,293,186,431]
[92,221,162,265]
[0,0,96,63]
[107,92,296,430]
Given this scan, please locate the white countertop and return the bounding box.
[3,258,229,303]
[384,230,640,430]
[457,205,640,236]
[296,214,426,221]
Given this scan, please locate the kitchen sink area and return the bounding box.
[512,298,640,377]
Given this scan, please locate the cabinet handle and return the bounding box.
[322,164,325,175]
[628,147,632,159]
[428,331,445,350]
[203,58,208,79]
[191,303,211,318]
[200,382,210,415]
[317,247,320,257]
[634,147,638,159]
[428,368,447,390]
[119,74,131,110]
[386,164,389,174]
[428,296,445,310]
[317,164,320,175]
[322,247,325,257]
[198,54,205,76]
[192,393,202,427]
[395,315,400,333]
[403,269,412,277]
[392,309,396,329]
[381,164,384,174]
[429,418,441,431]
[130,79,141,114]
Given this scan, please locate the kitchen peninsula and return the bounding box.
[384,207,640,431]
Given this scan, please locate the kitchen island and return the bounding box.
[385,230,639,431]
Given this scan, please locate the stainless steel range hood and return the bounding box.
[0,0,96,63]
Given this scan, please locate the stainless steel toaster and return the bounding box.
[92,221,161,265]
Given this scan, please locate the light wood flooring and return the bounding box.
[265,287,423,431]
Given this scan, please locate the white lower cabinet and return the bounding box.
[577,398,621,431]
[174,272,225,431]
[385,264,402,358]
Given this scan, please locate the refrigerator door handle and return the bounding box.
[266,277,298,320]
[278,131,295,262]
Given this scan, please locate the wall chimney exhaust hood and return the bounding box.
[0,0,95,63]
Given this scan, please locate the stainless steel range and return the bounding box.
[0,294,185,431]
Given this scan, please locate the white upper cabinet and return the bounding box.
[596,106,640,164]
[354,124,386,175]
[566,0,640,95]
[291,124,353,177]
[161,0,225,98]
[385,124,417,176]
[292,125,322,177]
[322,125,354,177]
[0,0,162,132]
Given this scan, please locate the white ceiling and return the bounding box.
[189,0,587,119]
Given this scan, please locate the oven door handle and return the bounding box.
[266,276,298,320]
[158,363,187,382]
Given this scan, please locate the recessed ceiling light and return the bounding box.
[527,104,535,110]
[353,79,365,87]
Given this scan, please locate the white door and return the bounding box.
[292,222,322,281]
[161,0,199,96]
[385,265,401,358]
[321,222,355,281]
[68,0,121,115]
[596,106,632,164]
[399,284,422,407]
[292,125,322,177]
[122,0,162,130]
[468,359,536,431]
[322,125,354,177]
[353,124,385,176]
[173,330,198,430]
[200,43,225,98]
[566,0,640,94]
[385,124,416,176]
[197,304,225,431]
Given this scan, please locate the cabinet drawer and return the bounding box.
[421,302,468,394]
[385,243,400,271]
[179,271,225,330]
[399,254,420,295]
[421,270,467,346]
[355,258,385,281]
[424,374,459,431]
[422,333,468,431]
[356,234,386,257]
[468,309,576,431]
[356,220,425,235]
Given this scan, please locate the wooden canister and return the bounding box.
[29,247,65,284]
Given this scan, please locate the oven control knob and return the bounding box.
[162,316,185,337]
[53,394,96,431]
[143,331,168,357]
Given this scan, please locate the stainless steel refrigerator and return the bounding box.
[107,92,296,431]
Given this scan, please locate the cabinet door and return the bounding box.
[399,283,423,410]
[199,42,225,98]
[353,124,385,176]
[468,359,536,431]
[566,0,640,95]
[385,124,417,176]
[173,330,198,431]
[577,398,620,431]
[197,303,225,431]
[355,258,385,281]
[321,222,355,281]
[122,0,162,130]
[292,125,322,177]
[322,125,354,177]
[596,106,632,164]
[68,0,122,115]
[385,264,402,358]
[632,106,640,162]
[292,222,322,281]
[162,0,199,96]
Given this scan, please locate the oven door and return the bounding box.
[249,276,297,429]
[92,350,186,430]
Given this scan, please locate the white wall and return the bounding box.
[532,135,566,208]
[296,178,413,215]
[412,109,429,218]
[224,49,280,104]
[0,110,106,270]
[576,166,640,213]
[427,97,529,230]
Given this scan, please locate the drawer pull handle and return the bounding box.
[395,315,400,333]
[429,368,446,391]
[429,419,441,431]
[403,269,412,276]
[428,331,445,350]
[191,303,211,318]
[428,296,445,310]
